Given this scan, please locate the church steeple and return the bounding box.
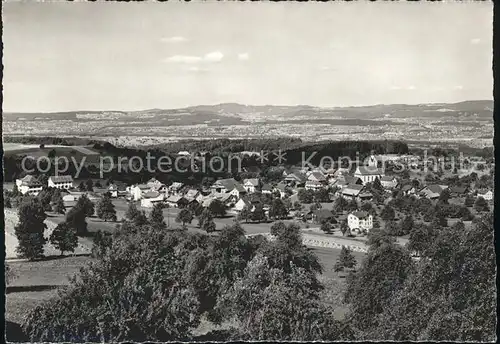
[367,154,378,168]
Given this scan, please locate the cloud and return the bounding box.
[204,51,224,62]
[166,55,202,63]
[166,51,224,64]
[161,36,187,43]
[390,85,416,91]
[185,66,210,73]
[470,38,481,45]
[238,53,249,61]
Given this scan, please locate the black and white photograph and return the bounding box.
[2,1,495,342]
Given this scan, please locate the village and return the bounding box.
[6,150,494,257]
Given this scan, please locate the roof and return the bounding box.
[236,198,252,207]
[166,195,182,203]
[342,184,364,196]
[108,183,127,191]
[351,211,370,219]
[333,168,350,177]
[185,189,199,198]
[214,192,232,202]
[345,176,362,185]
[425,184,446,194]
[358,192,373,198]
[243,166,261,173]
[355,166,384,176]
[381,175,397,182]
[243,178,259,186]
[275,183,287,192]
[314,209,334,220]
[449,186,468,194]
[135,184,150,190]
[18,175,42,186]
[401,184,414,192]
[169,182,184,190]
[284,172,307,183]
[308,171,326,181]
[305,180,323,186]
[49,175,73,183]
[233,183,247,193]
[143,191,161,199]
[261,183,273,191]
[212,178,238,191]
[477,189,492,195]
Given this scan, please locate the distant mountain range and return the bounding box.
[3,100,494,121]
[3,100,493,148]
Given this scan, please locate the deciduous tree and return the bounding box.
[49,222,78,256]
[14,197,47,260]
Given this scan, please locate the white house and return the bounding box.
[243,178,260,193]
[261,184,273,194]
[48,175,74,190]
[108,183,127,198]
[16,175,43,195]
[169,182,184,195]
[307,171,327,183]
[305,180,324,191]
[477,189,493,201]
[140,191,165,208]
[184,189,200,201]
[211,178,247,199]
[347,211,373,233]
[234,198,253,212]
[129,184,151,201]
[380,176,398,189]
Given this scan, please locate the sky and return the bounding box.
[2,1,493,112]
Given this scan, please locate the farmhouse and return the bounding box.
[477,189,493,201]
[15,175,43,195]
[380,175,398,189]
[169,182,184,195]
[335,175,362,189]
[243,178,260,193]
[129,184,151,201]
[261,184,273,194]
[166,195,188,208]
[347,211,373,232]
[108,182,127,198]
[184,189,200,201]
[140,191,165,208]
[234,198,253,212]
[400,184,416,196]
[449,186,469,197]
[211,178,246,197]
[419,185,448,200]
[313,209,335,224]
[273,183,288,199]
[48,175,74,190]
[307,171,327,183]
[284,172,307,186]
[341,184,364,199]
[305,180,324,191]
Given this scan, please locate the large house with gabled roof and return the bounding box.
[48,175,74,190]
[16,175,43,195]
